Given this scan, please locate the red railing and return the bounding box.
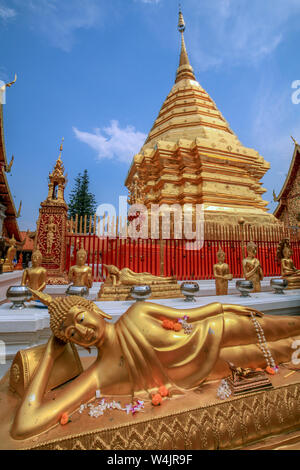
[65,233,300,281]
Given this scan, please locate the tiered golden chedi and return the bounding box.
[125,11,277,226]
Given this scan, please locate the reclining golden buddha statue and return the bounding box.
[98,264,182,300]
[10,289,300,440]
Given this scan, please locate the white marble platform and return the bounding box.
[0,289,299,379]
[45,277,274,300]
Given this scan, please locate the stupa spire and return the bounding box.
[176,8,196,83]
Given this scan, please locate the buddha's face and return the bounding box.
[217,252,225,263]
[61,305,105,347]
[76,251,87,267]
[247,246,256,257]
[32,251,42,267]
[283,246,292,258]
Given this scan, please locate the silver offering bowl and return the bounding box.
[270,278,288,295]
[66,285,89,298]
[181,282,199,302]
[130,285,152,301]
[6,286,32,310]
[236,280,254,297]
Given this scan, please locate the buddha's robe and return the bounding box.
[115,302,300,394]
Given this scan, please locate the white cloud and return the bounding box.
[0,4,16,20]
[73,120,147,163]
[188,0,300,71]
[16,0,102,51]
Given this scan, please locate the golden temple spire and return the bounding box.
[176,7,196,83]
[58,137,64,160]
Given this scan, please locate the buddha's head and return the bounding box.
[76,248,87,267]
[247,242,257,257]
[283,245,292,259]
[29,291,112,348]
[217,248,225,263]
[32,249,42,268]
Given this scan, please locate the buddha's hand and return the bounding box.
[46,335,67,360]
[223,304,263,317]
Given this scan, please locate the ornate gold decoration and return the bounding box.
[10,364,20,385]
[98,264,182,300]
[277,239,300,289]
[9,292,300,440]
[242,241,264,292]
[5,155,14,173]
[127,174,145,205]
[213,248,233,295]
[291,136,298,145]
[21,249,47,293]
[2,235,16,273]
[68,248,93,288]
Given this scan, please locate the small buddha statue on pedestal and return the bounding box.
[2,235,17,273]
[21,249,47,292]
[68,248,93,288]
[277,239,300,289]
[213,248,233,295]
[242,241,264,293]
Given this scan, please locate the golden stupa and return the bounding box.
[125,10,277,226]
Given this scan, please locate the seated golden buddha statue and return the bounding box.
[103,264,175,287]
[21,249,47,293]
[11,289,300,440]
[242,241,264,292]
[277,239,300,289]
[68,248,93,288]
[213,248,233,295]
[2,235,17,273]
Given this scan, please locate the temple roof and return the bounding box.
[0,103,21,242]
[274,141,300,219]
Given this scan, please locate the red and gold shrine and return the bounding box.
[35,139,68,284]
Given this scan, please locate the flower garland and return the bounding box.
[217,379,232,400]
[161,315,194,335]
[250,312,279,375]
[78,398,145,418]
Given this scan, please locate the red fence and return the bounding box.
[65,230,300,281]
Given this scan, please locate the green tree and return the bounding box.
[68,170,97,224]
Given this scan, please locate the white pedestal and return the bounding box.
[1,287,299,379]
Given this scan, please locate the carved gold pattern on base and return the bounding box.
[1,376,300,450]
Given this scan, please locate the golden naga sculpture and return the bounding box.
[104,264,175,287]
[2,235,17,273]
[213,248,233,295]
[10,290,300,440]
[21,249,47,293]
[277,239,300,289]
[242,241,264,292]
[68,248,93,288]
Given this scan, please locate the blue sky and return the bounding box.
[1,0,300,230]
